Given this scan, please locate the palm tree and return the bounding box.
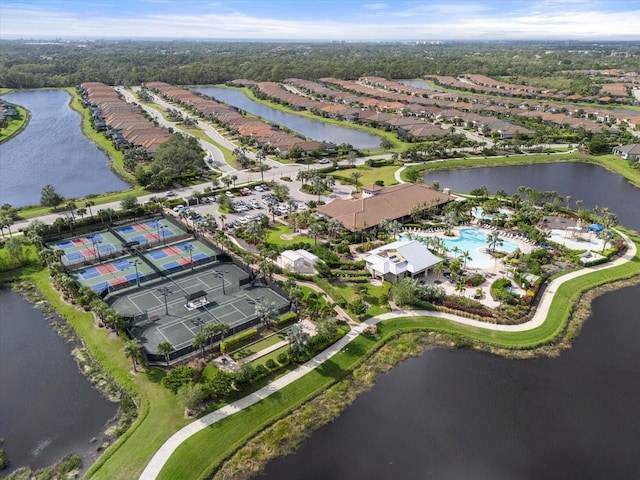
[124,339,143,372]
[287,324,310,360]
[487,230,503,252]
[308,221,325,246]
[85,199,95,218]
[386,220,403,239]
[256,299,277,329]
[65,200,77,220]
[460,250,472,270]
[193,332,208,358]
[222,176,232,190]
[231,175,238,188]
[454,282,466,296]
[451,245,461,259]
[600,228,615,252]
[157,341,174,366]
[350,171,363,193]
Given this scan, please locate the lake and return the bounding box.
[425,162,640,231]
[256,162,640,480]
[0,90,130,208]
[0,289,118,474]
[258,284,640,480]
[191,86,381,149]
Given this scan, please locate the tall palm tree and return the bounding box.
[487,230,503,252]
[193,332,208,358]
[350,171,363,193]
[85,199,95,218]
[460,250,472,269]
[308,221,325,246]
[157,341,174,366]
[124,339,143,372]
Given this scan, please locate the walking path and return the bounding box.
[139,231,636,479]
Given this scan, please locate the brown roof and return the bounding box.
[316,183,454,231]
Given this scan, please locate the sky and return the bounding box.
[1,0,639,41]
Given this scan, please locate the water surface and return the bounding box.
[0,289,117,473]
[0,90,129,207]
[258,284,640,480]
[191,86,381,149]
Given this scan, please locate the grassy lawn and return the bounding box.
[231,332,287,360]
[0,105,28,143]
[401,152,640,188]
[247,345,288,368]
[265,223,314,246]
[332,164,400,188]
[157,229,640,479]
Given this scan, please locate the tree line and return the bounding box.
[1,40,639,89]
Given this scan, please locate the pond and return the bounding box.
[424,162,640,231]
[398,78,443,91]
[191,86,381,149]
[258,283,640,480]
[0,289,118,474]
[0,90,130,208]
[256,163,640,480]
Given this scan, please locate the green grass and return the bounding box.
[247,345,288,368]
[265,224,314,246]
[156,230,640,479]
[332,164,400,188]
[230,332,287,360]
[0,105,28,143]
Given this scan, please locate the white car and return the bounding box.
[225,191,234,198]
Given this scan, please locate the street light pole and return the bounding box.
[214,270,227,295]
[157,286,171,315]
[132,259,141,287]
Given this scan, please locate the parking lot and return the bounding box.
[171,183,311,230]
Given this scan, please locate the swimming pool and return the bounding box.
[401,228,520,269]
[472,206,512,220]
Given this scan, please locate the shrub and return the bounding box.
[0,449,7,470]
[273,312,297,329]
[265,358,277,370]
[161,365,196,393]
[220,328,258,353]
[277,351,289,365]
[60,454,82,474]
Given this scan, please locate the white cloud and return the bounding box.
[0,2,638,40]
[363,2,388,10]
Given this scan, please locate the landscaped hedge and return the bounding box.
[220,328,259,353]
[273,312,298,329]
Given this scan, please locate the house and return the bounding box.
[315,183,454,232]
[612,144,640,161]
[364,239,443,283]
[277,249,319,274]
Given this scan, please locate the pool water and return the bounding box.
[401,228,519,269]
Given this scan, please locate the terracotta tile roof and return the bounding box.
[316,183,454,231]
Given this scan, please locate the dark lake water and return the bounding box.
[0,90,130,208]
[191,86,381,149]
[0,289,117,474]
[257,163,640,480]
[258,284,640,480]
[425,162,640,231]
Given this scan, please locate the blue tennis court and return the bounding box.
[98,244,116,254]
[79,268,101,280]
[54,240,74,249]
[124,272,145,282]
[193,253,208,261]
[118,226,136,234]
[113,259,134,271]
[91,281,109,293]
[87,233,105,242]
[66,251,85,261]
[148,250,169,260]
[163,261,181,270]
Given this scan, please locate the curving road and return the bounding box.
[138,232,636,479]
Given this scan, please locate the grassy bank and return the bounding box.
[0,105,29,144]
[401,152,640,188]
[157,230,640,479]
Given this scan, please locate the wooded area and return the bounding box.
[1,40,639,89]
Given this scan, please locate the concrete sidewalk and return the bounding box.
[139,231,636,479]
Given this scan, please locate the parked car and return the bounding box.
[254,185,264,192]
[225,191,234,198]
[166,191,176,197]
[319,158,331,164]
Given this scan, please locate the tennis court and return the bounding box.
[49,231,121,266]
[109,265,289,354]
[142,240,219,274]
[70,256,156,295]
[115,219,178,246]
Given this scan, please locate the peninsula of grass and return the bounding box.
[332,164,400,188]
[156,229,640,480]
[0,105,29,144]
[265,224,313,246]
[401,152,640,188]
